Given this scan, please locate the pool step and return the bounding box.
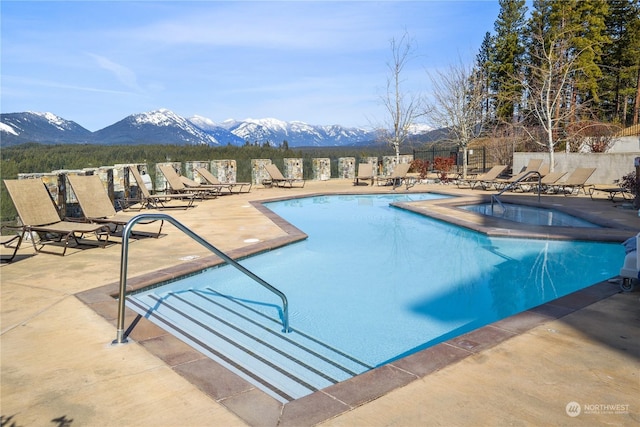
[126,288,372,403]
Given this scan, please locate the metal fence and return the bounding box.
[413,146,488,174]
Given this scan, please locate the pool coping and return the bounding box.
[393,192,636,242]
[76,191,629,426]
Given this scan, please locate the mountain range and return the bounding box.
[0,109,433,147]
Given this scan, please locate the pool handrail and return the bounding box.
[491,171,542,212]
[112,213,290,345]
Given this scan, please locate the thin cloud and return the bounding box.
[3,75,141,96]
[87,53,142,92]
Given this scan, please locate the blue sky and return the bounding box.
[1,1,500,131]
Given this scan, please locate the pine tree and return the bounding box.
[601,0,640,126]
[565,0,610,119]
[475,31,495,123]
[491,0,528,123]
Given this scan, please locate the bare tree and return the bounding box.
[424,59,486,178]
[378,33,423,164]
[518,30,588,171]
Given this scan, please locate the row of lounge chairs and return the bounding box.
[1,162,305,258]
[4,179,114,257]
[357,159,612,199]
[456,161,599,196]
[128,166,196,210]
[3,174,175,257]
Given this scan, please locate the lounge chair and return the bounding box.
[264,164,305,188]
[456,165,507,190]
[495,160,545,191]
[588,183,633,202]
[535,171,567,193]
[375,163,412,189]
[195,167,252,194]
[549,168,596,196]
[3,179,111,256]
[127,166,196,210]
[67,174,163,238]
[159,164,220,199]
[354,163,375,186]
[1,225,24,262]
[178,175,225,198]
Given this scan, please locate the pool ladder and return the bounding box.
[491,171,542,213]
[112,213,290,345]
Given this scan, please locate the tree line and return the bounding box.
[476,0,639,129]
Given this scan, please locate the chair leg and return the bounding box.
[1,232,23,262]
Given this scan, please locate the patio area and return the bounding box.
[1,179,638,426]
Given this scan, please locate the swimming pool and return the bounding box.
[127,193,623,401]
[461,202,601,227]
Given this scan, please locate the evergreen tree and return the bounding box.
[601,0,640,125]
[565,0,609,119]
[491,0,528,123]
[475,31,496,122]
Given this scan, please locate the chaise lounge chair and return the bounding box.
[375,163,412,190]
[588,183,633,203]
[1,225,24,262]
[494,159,544,191]
[549,168,596,196]
[67,174,163,238]
[264,164,305,188]
[534,171,567,193]
[127,166,196,210]
[456,165,507,190]
[3,179,111,256]
[179,175,226,198]
[159,165,220,199]
[195,167,252,194]
[354,163,375,186]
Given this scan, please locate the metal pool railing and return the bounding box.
[112,213,290,345]
[491,171,542,212]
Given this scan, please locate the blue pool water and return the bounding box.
[144,194,623,366]
[462,202,601,227]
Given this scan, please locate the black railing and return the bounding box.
[413,146,487,174]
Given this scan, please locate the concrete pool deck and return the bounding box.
[1,179,638,426]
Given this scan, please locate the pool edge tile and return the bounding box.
[321,364,417,407]
[391,342,472,377]
[449,325,518,353]
[279,391,350,427]
[174,357,257,402]
[221,388,284,427]
[139,333,205,366]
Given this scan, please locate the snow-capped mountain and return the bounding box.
[1,109,432,147]
[93,109,220,145]
[202,117,377,147]
[0,111,93,146]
